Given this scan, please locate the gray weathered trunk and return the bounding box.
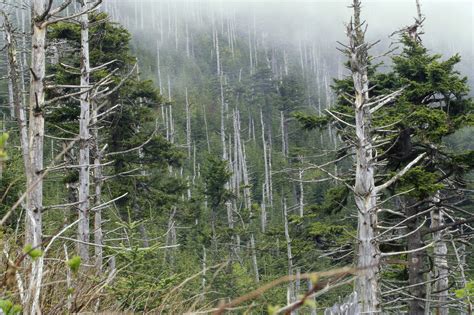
[347,1,380,312]
[185,88,192,158]
[406,202,426,314]
[2,12,29,178]
[250,234,259,283]
[27,0,46,254]
[431,196,449,315]
[77,0,91,262]
[283,199,294,306]
[26,1,48,313]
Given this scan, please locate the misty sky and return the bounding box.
[111,0,473,89]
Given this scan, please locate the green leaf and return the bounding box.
[0,299,21,315]
[0,132,8,160]
[23,244,43,260]
[11,305,22,314]
[67,255,82,273]
[268,304,280,315]
[0,299,13,314]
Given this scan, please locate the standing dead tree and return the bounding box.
[344,2,381,311]
[0,1,105,312]
[333,1,425,312]
[77,0,92,263]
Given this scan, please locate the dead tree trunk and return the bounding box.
[250,233,259,283]
[283,199,295,307]
[91,98,103,272]
[5,33,15,119]
[406,202,426,314]
[431,196,449,315]
[347,1,380,312]
[280,111,289,158]
[2,12,29,179]
[77,0,91,263]
[260,110,271,212]
[27,0,47,255]
[185,88,192,158]
[26,3,48,311]
[298,166,304,218]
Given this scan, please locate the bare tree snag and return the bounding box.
[77,0,91,263]
[347,1,380,312]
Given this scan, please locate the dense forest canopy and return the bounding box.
[0,0,472,314]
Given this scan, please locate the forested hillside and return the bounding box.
[0,0,473,314]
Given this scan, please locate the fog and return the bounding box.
[105,0,473,92]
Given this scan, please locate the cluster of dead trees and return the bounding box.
[0,1,140,313]
[0,0,471,314]
[325,0,474,313]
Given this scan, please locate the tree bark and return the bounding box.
[26,1,49,312]
[77,0,91,263]
[431,196,449,315]
[185,88,191,158]
[2,12,29,179]
[406,202,426,315]
[283,199,295,307]
[250,233,259,283]
[347,1,380,312]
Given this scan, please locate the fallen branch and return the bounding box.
[212,266,357,315]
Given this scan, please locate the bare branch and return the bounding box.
[105,122,158,157]
[368,88,405,113]
[381,241,434,257]
[423,216,474,235]
[325,109,356,128]
[375,153,426,192]
[43,0,102,27]
[0,137,79,226]
[45,0,72,19]
[212,267,357,315]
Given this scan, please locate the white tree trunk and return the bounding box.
[260,111,270,211]
[431,195,449,315]
[5,32,15,119]
[348,1,380,312]
[78,0,91,262]
[250,234,259,283]
[92,100,103,272]
[261,183,267,233]
[298,166,304,218]
[220,77,227,160]
[283,199,294,307]
[28,0,46,253]
[26,1,49,312]
[280,111,288,158]
[2,12,29,179]
[202,104,211,153]
[156,44,163,94]
[185,88,192,158]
